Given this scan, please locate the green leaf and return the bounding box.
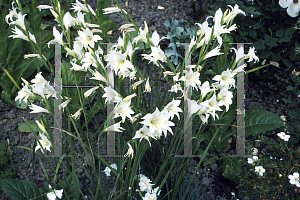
[34,29,53,54]
[264,34,270,42]
[245,110,284,137]
[282,59,293,68]
[253,41,265,50]
[252,23,261,29]
[1,90,17,108]
[57,173,80,200]
[220,153,242,183]
[10,57,43,96]
[100,20,117,34]
[266,38,278,46]
[6,38,22,70]
[286,85,293,91]
[275,30,284,37]
[285,28,295,37]
[0,178,43,200]
[281,36,290,42]
[18,117,48,133]
[0,9,8,61]
[249,29,256,38]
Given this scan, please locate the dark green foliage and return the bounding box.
[164,18,199,65]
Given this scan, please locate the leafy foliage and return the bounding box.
[164,18,199,65]
[245,110,284,137]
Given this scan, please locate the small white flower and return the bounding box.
[255,166,266,176]
[47,187,63,200]
[279,0,300,17]
[103,163,117,177]
[277,132,290,141]
[289,172,300,187]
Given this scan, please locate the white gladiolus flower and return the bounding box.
[132,78,145,90]
[199,81,213,99]
[31,72,47,85]
[75,27,102,49]
[29,104,50,114]
[58,97,71,112]
[142,46,167,66]
[255,166,266,176]
[48,26,64,47]
[90,70,106,83]
[105,50,135,76]
[279,0,300,17]
[217,88,233,112]
[245,47,259,63]
[10,12,27,31]
[200,94,222,120]
[5,2,19,24]
[70,62,85,71]
[144,78,151,93]
[140,108,174,136]
[71,0,96,15]
[24,54,46,60]
[125,41,139,61]
[124,143,134,159]
[179,70,201,91]
[212,69,236,88]
[163,98,182,120]
[133,21,148,44]
[139,177,154,193]
[114,101,134,123]
[9,27,36,44]
[35,120,47,134]
[15,84,35,104]
[133,125,157,146]
[35,133,52,153]
[150,30,166,47]
[106,121,125,132]
[103,7,127,15]
[81,51,97,70]
[71,108,83,120]
[63,12,78,30]
[204,45,224,60]
[37,5,53,12]
[169,83,182,93]
[123,93,137,103]
[84,86,99,98]
[223,4,246,23]
[103,86,122,104]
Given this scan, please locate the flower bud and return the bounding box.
[50,9,59,20]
